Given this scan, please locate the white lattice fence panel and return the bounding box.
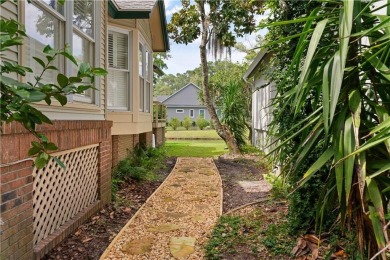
[33,144,99,245]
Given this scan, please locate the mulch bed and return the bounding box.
[43,157,176,260]
[214,155,270,213]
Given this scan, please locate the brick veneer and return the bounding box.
[0,120,112,259]
[111,134,141,167]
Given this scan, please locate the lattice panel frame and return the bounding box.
[33,144,99,245]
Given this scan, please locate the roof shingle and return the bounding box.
[112,0,157,11]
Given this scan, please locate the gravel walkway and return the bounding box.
[101,157,223,259]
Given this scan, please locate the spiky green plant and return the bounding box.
[268,0,390,258]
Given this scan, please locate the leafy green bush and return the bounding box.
[111,146,166,199]
[169,117,180,130]
[196,116,209,130]
[263,173,289,199]
[182,116,193,130]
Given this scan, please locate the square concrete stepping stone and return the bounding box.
[237,180,272,193]
[169,237,196,258]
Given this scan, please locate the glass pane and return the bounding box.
[146,82,150,112]
[72,32,93,66]
[108,69,128,109]
[73,32,93,100]
[108,31,128,70]
[25,3,62,84]
[200,110,205,118]
[42,0,64,14]
[73,0,94,37]
[139,43,144,76]
[146,51,150,78]
[139,77,144,111]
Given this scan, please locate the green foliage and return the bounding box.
[196,116,209,130]
[205,215,263,259]
[266,0,390,256]
[0,13,107,169]
[182,116,193,130]
[262,223,294,257]
[263,173,289,200]
[112,146,167,199]
[220,81,247,148]
[169,117,180,130]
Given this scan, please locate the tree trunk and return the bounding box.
[197,2,240,154]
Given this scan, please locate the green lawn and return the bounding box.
[165,140,227,157]
[165,128,221,139]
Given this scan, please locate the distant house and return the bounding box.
[243,50,276,153]
[159,83,218,121]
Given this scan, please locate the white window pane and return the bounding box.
[72,32,93,66]
[146,82,150,112]
[139,77,144,111]
[25,3,62,84]
[73,0,94,37]
[146,51,150,78]
[108,70,128,109]
[139,43,144,76]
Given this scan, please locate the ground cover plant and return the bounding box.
[165,140,226,157]
[112,146,167,198]
[205,200,293,260]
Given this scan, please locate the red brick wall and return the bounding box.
[153,127,165,147]
[112,134,143,167]
[0,120,112,259]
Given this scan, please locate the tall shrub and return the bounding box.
[182,116,193,130]
[267,1,390,257]
[169,117,180,130]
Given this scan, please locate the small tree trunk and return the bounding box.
[197,2,240,154]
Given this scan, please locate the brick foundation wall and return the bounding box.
[111,134,142,167]
[0,120,112,259]
[153,127,165,147]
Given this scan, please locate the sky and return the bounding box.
[163,0,268,75]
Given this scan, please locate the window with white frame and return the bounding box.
[176,109,184,113]
[107,29,131,110]
[199,109,205,118]
[72,0,95,103]
[25,1,64,84]
[138,38,152,113]
[24,0,98,104]
[189,109,194,118]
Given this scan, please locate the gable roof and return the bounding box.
[108,0,170,51]
[243,49,270,80]
[156,95,170,102]
[162,83,204,107]
[161,83,201,103]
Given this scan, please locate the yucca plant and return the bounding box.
[220,80,248,149]
[267,0,390,258]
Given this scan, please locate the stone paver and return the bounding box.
[101,157,222,259]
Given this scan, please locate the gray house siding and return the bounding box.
[162,83,213,122]
[167,106,210,121]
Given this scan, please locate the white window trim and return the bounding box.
[107,26,133,111]
[71,1,99,104]
[189,109,194,118]
[176,109,184,113]
[138,33,153,113]
[199,109,205,117]
[25,1,102,106]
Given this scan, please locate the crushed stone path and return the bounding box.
[101,157,223,259]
